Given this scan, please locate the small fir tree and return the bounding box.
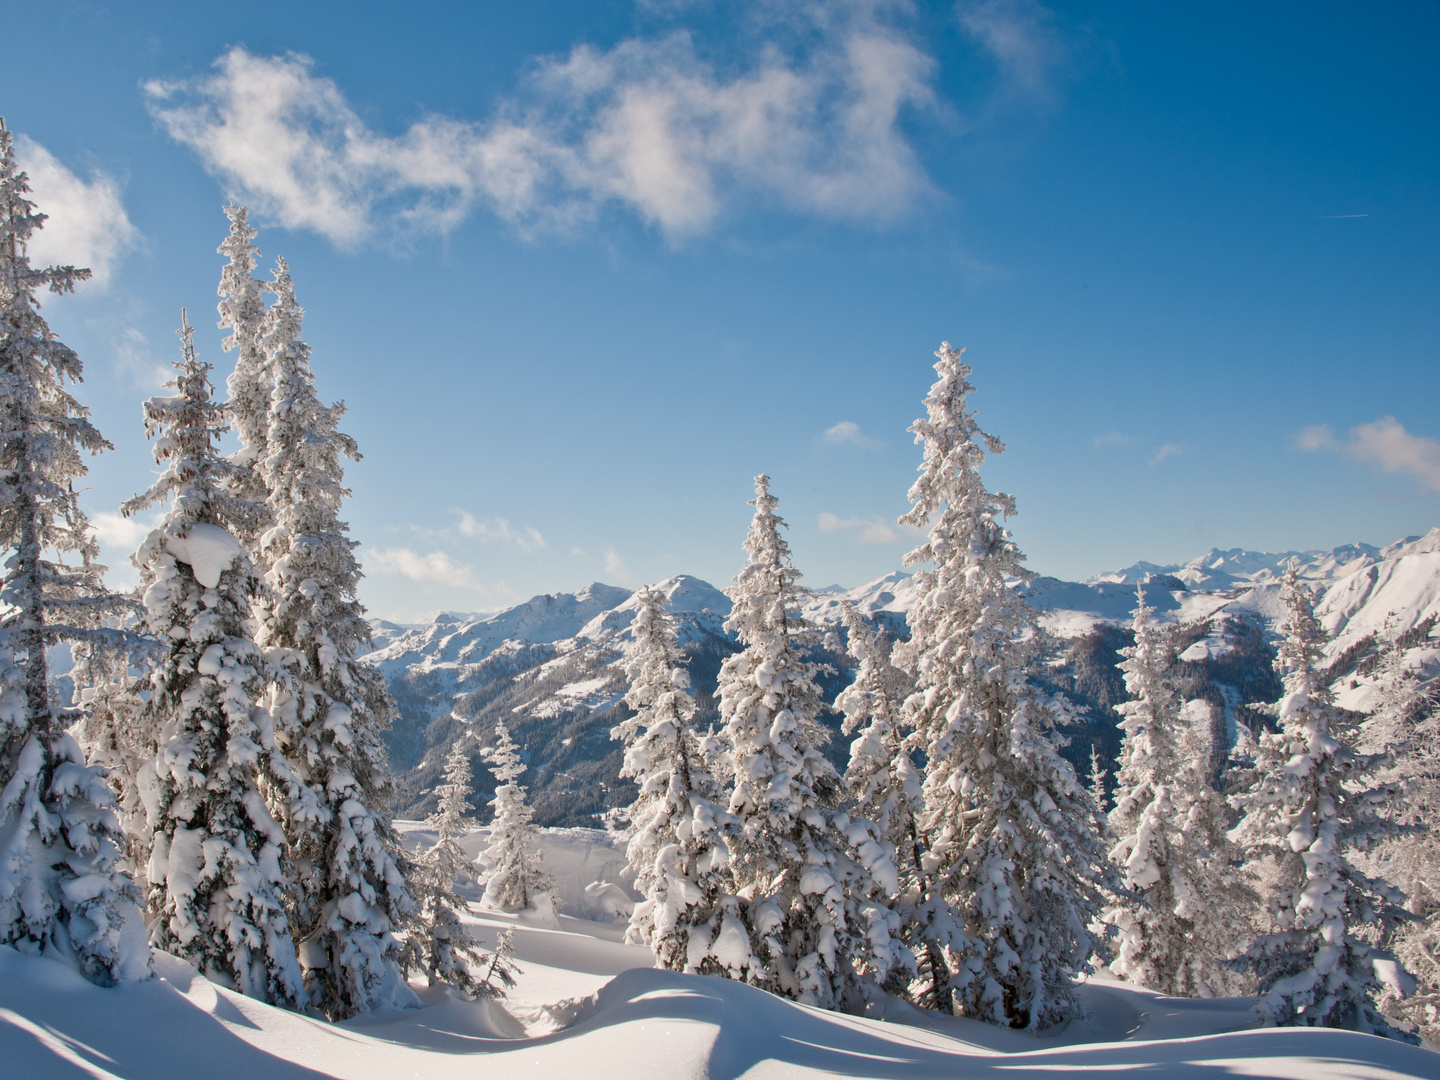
[0,118,141,986]
[407,742,500,998]
[1230,568,1412,1036]
[836,602,921,862]
[1087,744,1109,818]
[898,342,1107,1029]
[481,926,521,997]
[1105,592,1250,997]
[72,637,155,873]
[716,476,904,1012]
[613,585,745,975]
[478,722,555,912]
[251,257,414,1019]
[123,313,310,1006]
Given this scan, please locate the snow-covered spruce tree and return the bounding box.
[897,342,1107,1029]
[0,118,141,985]
[613,585,745,974]
[478,722,555,913]
[251,257,414,1019]
[1105,591,1250,997]
[1087,744,1109,818]
[407,742,501,999]
[72,637,155,873]
[215,203,271,516]
[716,476,904,1011]
[1363,631,1440,1039]
[1229,567,1412,1036]
[836,602,922,894]
[123,313,311,1007]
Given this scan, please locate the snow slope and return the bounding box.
[4,826,1436,1079]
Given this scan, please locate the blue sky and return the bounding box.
[3,0,1437,621]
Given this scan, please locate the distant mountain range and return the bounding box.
[362,528,1440,826]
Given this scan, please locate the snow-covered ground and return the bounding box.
[3,825,1437,1080]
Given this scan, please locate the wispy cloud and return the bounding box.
[818,511,899,544]
[14,135,139,285]
[1149,443,1183,465]
[604,547,630,581]
[456,511,546,552]
[144,7,939,245]
[959,0,1069,102]
[1092,430,1136,450]
[113,328,171,390]
[91,511,153,552]
[1299,416,1440,492]
[823,420,883,449]
[367,547,484,590]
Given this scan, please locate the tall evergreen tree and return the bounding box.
[1362,630,1440,1040]
[406,742,503,999]
[123,313,311,1007]
[215,203,271,515]
[478,722,554,913]
[1105,591,1249,997]
[716,476,903,1012]
[898,342,1107,1029]
[251,257,414,1019]
[1230,568,1412,1036]
[613,585,745,975]
[0,117,141,986]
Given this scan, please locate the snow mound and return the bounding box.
[8,940,1436,1080]
[165,523,245,588]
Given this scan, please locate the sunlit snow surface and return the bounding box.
[4,826,1437,1079]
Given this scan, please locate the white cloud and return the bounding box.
[366,547,484,590]
[113,327,171,390]
[570,545,589,558]
[456,511,546,552]
[824,420,883,449]
[603,547,630,581]
[145,11,937,244]
[91,511,153,552]
[1092,430,1136,449]
[1299,416,1440,492]
[13,135,140,286]
[818,511,899,544]
[1149,443,1183,465]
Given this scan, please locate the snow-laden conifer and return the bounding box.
[406,742,501,998]
[216,203,271,513]
[836,602,922,891]
[834,602,923,1001]
[716,476,904,1011]
[251,258,414,1019]
[898,343,1107,1029]
[613,585,744,975]
[1229,568,1412,1036]
[478,722,555,913]
[1363,631,1440,1040]
[123,313,311,1007]
[0,119,142,986]
[72,639,154,872]
[1105,592,1249,997]
[1088,744,1109,818]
